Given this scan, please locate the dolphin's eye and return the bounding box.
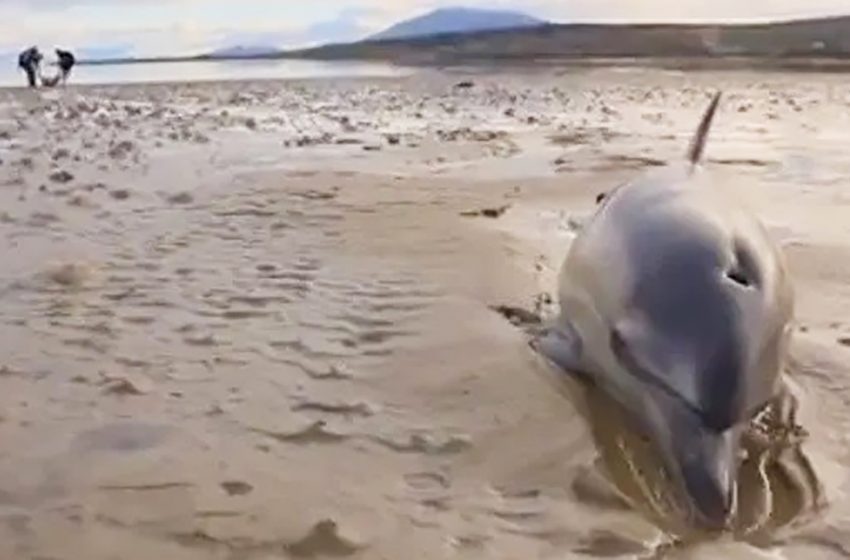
[610,325,676,398]
[610,327,643,376]
[610,327,626,357]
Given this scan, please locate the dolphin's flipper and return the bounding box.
[530,319,588,380]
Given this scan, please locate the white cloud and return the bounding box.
[2,0,848,57]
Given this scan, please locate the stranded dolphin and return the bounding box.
[533,92,795,529]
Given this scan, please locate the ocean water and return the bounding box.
[0,57,413,88]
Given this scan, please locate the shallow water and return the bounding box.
[0,58,413,88]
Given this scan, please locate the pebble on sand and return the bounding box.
[102,375,153,396]
[46,263,92,288]
[108,140,136,159]
[68,194,96,208]
[49,170,75,183]
[460,204,511,219]
[167,191,194,204]
[286,519,363,558]
[221,480,254,496]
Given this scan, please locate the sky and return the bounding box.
[3,0,849,59]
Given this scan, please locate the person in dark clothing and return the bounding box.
[56,49,76,84]
[18,46,43,88]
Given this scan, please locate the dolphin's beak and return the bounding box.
[674,424,741,529]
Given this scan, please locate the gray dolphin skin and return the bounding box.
[534,92,795,529]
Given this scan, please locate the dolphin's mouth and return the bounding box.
[680,455,737,530]
[670,423,742,531]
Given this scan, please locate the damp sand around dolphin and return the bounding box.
[1,67,850,559]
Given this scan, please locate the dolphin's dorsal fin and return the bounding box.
[687,91,722,167]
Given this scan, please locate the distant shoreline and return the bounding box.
[77,55,850,74]
[79,56,201,66]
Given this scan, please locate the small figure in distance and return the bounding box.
[56,49,76,84]
[18,46,43,88]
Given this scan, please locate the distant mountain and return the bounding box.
[293,15,850,64]
[209,45,280,59]
[370,7,545,42]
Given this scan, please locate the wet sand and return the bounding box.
[1,67,849,559]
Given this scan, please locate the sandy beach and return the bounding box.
[1,66,850,559]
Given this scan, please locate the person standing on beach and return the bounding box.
[56,49,76,84]
[18,46,43,88]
